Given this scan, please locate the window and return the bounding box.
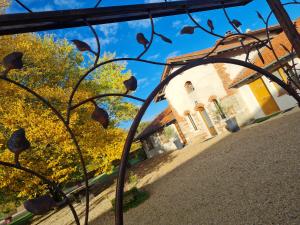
[187,114,198,131]
[184,81,194,93]
[212,99,226,119]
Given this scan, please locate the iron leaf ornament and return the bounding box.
[232,19,242,28]
[123,76,138,93]
[91,105,109,129]
[155,33,172,44]
[256,11,264,21]
[280,44,291,53]
[71,40,97,55]
[7,128,31,166]
[136,33,149,49]
[207,19,214,32]
[255,46,265,64]
[24,194,57,215]
[1,52,23,76]
[180,26,196,35]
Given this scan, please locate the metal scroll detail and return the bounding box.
[0,1,299,225]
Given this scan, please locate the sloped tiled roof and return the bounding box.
[230,17,300,87]
[155,23,283,102]
[162,24,282,78]
[135,107,175,140]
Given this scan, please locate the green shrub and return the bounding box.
[111,187,149,212]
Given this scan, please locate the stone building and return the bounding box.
[135,107,185,158]
[155,18,300,144]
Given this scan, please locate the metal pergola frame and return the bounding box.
[0,0,252,35]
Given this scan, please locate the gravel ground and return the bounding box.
[36,109,300,225]
[91,110,300,225]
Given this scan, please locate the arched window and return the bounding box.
[184,81,194,93]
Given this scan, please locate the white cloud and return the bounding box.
[54,0,82,8]
[172,20,182,28]
[146,53,160,61]
[166,50,180,59]
[97,23,119,37]
[32,4,53,12]
[128,19,151,29]
[95,23,119,46]
[138,78,150,88]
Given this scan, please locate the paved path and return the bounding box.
[90,110,300,225]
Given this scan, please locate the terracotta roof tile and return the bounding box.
[230,17,300,87]
[135,107,175,140]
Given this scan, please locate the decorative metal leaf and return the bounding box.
[24,195,57,215]
[136,33,149,48]
[71,40,92,52]
[255,46,265,64]
[180,26,195,35]
[256,11,263,20]
[157,33,172,44]
[7,128,30,154]
[207,19,214,32]
[2,52,23,71]
[280,44,290,53]
[123,76,137,92]
[91,106,109,129]
[232,19,242,28]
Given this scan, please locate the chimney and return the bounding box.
[225,30,233,36]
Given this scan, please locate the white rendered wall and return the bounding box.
[224,51,258,80]
[262,75,297,111]
[238,84,265,119]
[165,64,227,116]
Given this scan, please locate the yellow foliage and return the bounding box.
[0,0,10,14]
[0,33,138,208]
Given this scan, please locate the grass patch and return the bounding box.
[111,187,149,212]
[253,111,281,123]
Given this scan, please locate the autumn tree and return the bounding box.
[0,33,138,214]
[0,0,10,14]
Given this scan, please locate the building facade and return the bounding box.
[155,19,300,144]
[135,107,185,158]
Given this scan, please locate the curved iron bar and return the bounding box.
[70,94,146,111]
[187,10,272,51]
[0,76,90,225]
[85,20,101,66]
[15,0,32,13]
[115,57,300,225]
[137,13,155,59]
[263,1,300,89]
[288,48,299,77]
[94,0,103,8]
[66,57,187,124]
[2,1,300,225]
[0,161,80,225]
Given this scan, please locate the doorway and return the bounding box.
[199,108,218,136]
[249,78,280,115]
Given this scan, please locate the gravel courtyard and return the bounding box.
[34,109,300,225]
[90,109,300,225]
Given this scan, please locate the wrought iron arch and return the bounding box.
[0,1,300,225]
[115,57,300,225]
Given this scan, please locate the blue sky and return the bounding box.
[6,0,300,127]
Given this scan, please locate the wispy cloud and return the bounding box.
[54,0,82,8]
[146,53,161,61]
[166,50,180,59]
[138,78,151,89]
[95,23,119,46]
[128,19,151,29]
[32,4,53,12]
